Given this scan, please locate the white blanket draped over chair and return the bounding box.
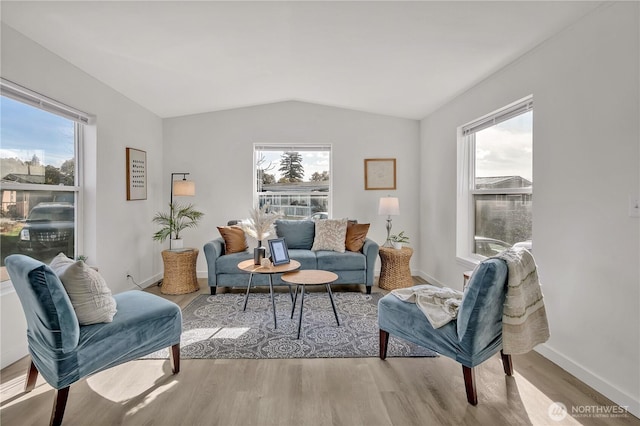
[493,248,550,355]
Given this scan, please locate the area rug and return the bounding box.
[144,292,437,359]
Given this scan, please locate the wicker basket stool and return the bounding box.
[378,246,414,290]
[161,248,200,295]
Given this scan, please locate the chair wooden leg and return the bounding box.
[500,350,513,376]
[462,365,478,405]
[170,343,180,374]
[50,387,69,426]
[379,329,390,360]
[24,360,39,392]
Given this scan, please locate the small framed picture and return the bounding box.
[364,158,396,190]
[268,238,290,266]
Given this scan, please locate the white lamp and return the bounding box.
[170,172,196,248]
[378,196,400,247]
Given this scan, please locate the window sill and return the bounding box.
[456,255,481,270]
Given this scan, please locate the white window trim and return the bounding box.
[456,96,533,265]
[0,85,87,295]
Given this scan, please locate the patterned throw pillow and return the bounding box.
[217,226,248,254]
[345,222,370,252]
[49,253,117,325]
[311,218,348,253]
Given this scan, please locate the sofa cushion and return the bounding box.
[345,222,370,252]
[217,225,248,254]
[311,218,348,252]
[275,220,315,249]
[287,249,317,270]
[316,250,365,271]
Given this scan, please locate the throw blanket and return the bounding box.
[391,285,464,329]
[494,248,550,355]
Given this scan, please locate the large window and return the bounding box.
[254,144,331,219]
[1,79,88,283]
[457,97,533,260]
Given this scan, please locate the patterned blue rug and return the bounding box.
[146,292,437,359]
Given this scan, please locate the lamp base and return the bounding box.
[382,217,393,248]
[381,239,394,248]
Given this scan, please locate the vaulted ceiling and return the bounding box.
[1,1,602,119]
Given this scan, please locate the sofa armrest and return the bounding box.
[203,237,225,287]
[362,238,380,287]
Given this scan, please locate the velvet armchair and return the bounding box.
[5,254,182,426]
[378,258,512,405]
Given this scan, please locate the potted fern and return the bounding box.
[153,203,204,250]
[390,231,410,249]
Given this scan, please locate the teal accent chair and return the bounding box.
[5,255,182,426]
[378,258,512,405]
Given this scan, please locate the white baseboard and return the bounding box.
[535,344,640,419]
[139,273,164,289]
[417,270,445,287]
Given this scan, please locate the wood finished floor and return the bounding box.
[1,278,638,426]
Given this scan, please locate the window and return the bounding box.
[254,144,331,219]
[457,97,533,261]
[1,79,88,283]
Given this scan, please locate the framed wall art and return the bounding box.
[364,158,396,190]
[126,147,147,200]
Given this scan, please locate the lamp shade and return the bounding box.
[378,197,400,216]
[173,179,195,196]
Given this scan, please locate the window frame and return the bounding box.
[0,79,88,292]
[456,96,533,266]
[253,143,332,218]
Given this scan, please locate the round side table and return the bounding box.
[161,248,200,295]
[378,246,413,290]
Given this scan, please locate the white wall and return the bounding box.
[1,24,164,368]
[163,101,420,275]
[420,2,639,416]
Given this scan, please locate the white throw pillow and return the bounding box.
[311,218,348,253]
[49,253,117,325]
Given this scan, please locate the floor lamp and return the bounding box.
[378,196,399,248]
[170,172,195,249]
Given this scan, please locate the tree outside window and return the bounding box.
[254,145,331,219]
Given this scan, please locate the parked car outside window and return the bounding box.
[18,202,75,262]
[474,236,533,257]
[474,236,512,257]
[306,212,328,220]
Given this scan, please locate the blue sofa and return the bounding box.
[204,219,379,295]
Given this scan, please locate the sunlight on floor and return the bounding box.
[86,361,171,402]
[0,375,26,397]
[0,376,50,409]
[125,381,179,416]
[513,372,585,425]
[210,327,250,339]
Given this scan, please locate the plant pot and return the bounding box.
[254,246,266,265]
[254,240,266,265]
[171,238,184,250]
[392,242,402,250]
